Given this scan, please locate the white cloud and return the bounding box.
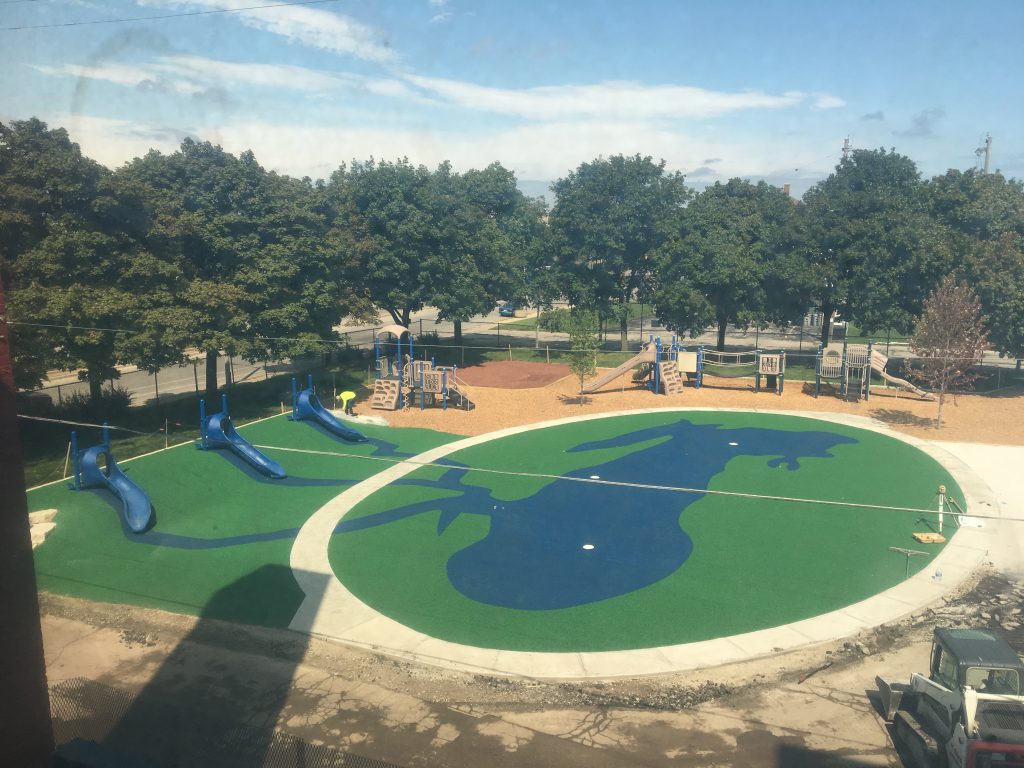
[33,63,202,95]
[63,114,820,183]
[813,94,846,110]
[45,113,185,167]
[34,55,433,105]
[402,74,813,121]
[138,0,395,63]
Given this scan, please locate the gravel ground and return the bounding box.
[369,364,1024,447]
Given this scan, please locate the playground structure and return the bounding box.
[199,394,287,479]
[814,339,934,400]
[370,324,474,411]
[70,424,153,533]
[583,336,785,395]
[291,375,367,442]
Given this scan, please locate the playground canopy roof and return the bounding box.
[378,324,410,339]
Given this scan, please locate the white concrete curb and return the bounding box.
[289,408,1000,679]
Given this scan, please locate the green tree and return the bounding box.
[1,119,179,398]
[0,119,107,389]
[565,310,599,405]
[119,140,344,399]
[427,163,544,344]
[549,155,691,351]
[328,159,545,344]
[910,274,990,428]
[325,158,435,330]
[654,179,804,350]
[926,169,1024,365]
[802,148,950,345]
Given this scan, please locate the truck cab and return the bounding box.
[931,628,1024,695]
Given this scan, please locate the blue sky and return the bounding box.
[2,0,1021,199]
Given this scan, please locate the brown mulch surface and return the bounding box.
[455,359,572,388]
[360,361,1024,446]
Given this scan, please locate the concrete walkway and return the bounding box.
[289,409,1006,679]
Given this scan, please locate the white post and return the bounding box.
[937,484,946,533]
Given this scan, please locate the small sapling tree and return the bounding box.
[910,274,990,428]
[566,310,599,405]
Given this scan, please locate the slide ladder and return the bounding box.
[371,379,401,410]
[582,347,657,394]
[657,362,685,394]
[870,350,935,400]
[447,379,475,410]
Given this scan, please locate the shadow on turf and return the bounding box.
[50,566,396,767]
[208,448,356,487]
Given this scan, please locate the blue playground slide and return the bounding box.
[78,445,153,533]
[294,385,367,443]
[205,411,287,479]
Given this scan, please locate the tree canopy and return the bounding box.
[927,169,1024,362]
[5,115,1024,405]
[549,154,691,350]
[118,139,344,398]
[802,148,952,344]
[654,178,804,350]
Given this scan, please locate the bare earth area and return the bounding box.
[43,364,1024,766]
[374,363,1024,446]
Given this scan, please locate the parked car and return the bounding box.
[499,303,521,318]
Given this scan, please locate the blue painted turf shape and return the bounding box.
[336,418,858,610]
[77,445,153,533]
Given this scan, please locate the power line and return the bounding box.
[1,0,341,31]
[17,414,160,436]
[254,442,1016,522]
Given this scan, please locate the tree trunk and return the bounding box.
[717,318,727,351]
[620,313,629,352]
[935,389,945,429]
[205,349,219,401]
[87,371,104,404]
[819,304,835,346]
[401,308,412,328]
[454,320,462,346]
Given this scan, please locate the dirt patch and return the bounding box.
[371,368,1024,446]
[455,360,572,389]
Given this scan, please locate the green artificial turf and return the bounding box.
[29,414,461,627]
[328,411,962,652]
[31,409,964,649]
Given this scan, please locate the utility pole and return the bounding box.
[975,133,992,174]
[842,137,852,158]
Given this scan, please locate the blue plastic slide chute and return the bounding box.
[71,427,153,533]
[291,375,367,443]
[200,394,287,479]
